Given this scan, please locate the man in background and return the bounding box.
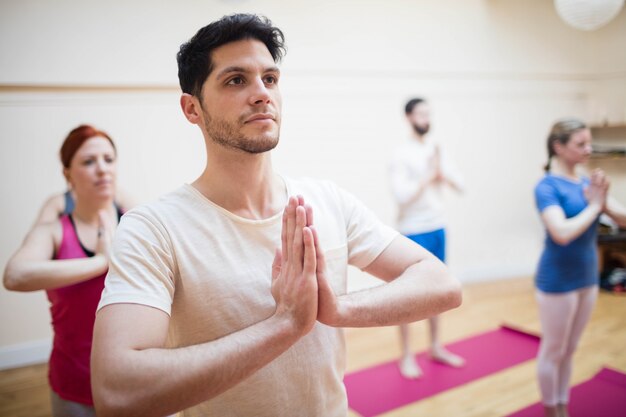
[389,97,465,379]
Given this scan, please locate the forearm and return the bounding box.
[330,259,461,327]
[3,256,108,291]
[443,175,463,193]
[548,204,602,245]
[93,312,302,417]
[605,200,626,228]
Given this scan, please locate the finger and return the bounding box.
[302,227,317,277]
[304,204,314,227]
[590,170,599,185]
[310,225,327,273]
[595,170,605,185]
[272,248,282,281]
[316,259,333,296]
[297,195,305,207]
[292,206,306,273]
[281,207,289,264]
[286,196,297,263]
[97,210,107,239]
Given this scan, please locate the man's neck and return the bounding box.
[411,132,426,143]
[192,144,286,220]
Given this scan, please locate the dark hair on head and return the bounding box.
[405,98,426,115]
[60,125,116,168]
[177,13,286,98]
[544,118,586,172]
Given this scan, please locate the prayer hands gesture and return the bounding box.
[428,146,444,184]
[584,169,609,212]
[95,209,115,261]
[271,196,341,336]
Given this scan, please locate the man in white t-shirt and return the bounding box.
[389,98,465,379]
[91,15,462,417]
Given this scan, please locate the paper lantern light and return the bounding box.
[555,0,624,31]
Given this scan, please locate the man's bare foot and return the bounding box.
[398,355,422,379]
[557,403,569,417]
[430,347,465,367]
[543,405,559,417]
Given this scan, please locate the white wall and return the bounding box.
[1,0,625,368]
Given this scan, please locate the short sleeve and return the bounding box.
[335,185,399,269]
[535,179,561,213]
[97,210,176,315]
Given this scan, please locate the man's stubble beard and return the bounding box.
[203,111,280,154]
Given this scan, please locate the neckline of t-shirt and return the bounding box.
[547,173,586,185]
[182,175,291,226]
[407,137,435,147]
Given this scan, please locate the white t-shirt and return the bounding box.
[389,138,463,235]
[98,176,397,417]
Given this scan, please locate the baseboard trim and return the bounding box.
[0,338,51,370]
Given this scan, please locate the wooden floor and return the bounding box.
[1,277,624,417]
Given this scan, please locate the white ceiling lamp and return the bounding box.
[555,0,625,31]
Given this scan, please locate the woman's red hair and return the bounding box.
[59,125,116,168]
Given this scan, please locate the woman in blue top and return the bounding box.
[534,118,626,417]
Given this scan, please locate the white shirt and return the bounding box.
[389,138,463,235]
[98,177,397,417]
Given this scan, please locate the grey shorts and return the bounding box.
[50,391,95,417]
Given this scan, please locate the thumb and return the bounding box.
[97,210,108,239]
[271,248,282,281]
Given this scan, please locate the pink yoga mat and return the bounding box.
[344,325,540,417]
[507,367,626,417]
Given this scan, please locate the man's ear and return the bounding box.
[180,93,203,125]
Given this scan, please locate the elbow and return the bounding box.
[550,233,572,246]
[3,265,26,292]
[94,403,128,417]
[93,384,137,417]
[93,401,117,417]
[442,276,463,311]
[546,227,573,246]
[94,403,129,417]
[92,364,133,417]
[433,259,463,311]
[427,264,462,315]
[3,271,15,291]
[92,358,156,417]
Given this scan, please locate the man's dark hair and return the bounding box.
[405,98,426,115]
[177,14,286,98]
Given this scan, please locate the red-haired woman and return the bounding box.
[3,125,129,417]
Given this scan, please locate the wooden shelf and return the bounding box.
[590,124,626,130]
[591,144,626,159]
[590,154,626,160]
